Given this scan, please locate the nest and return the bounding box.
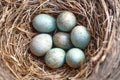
[0,0,119,80]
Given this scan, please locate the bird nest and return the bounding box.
[0,0,119,80]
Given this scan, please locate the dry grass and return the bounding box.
[0,0,119,80]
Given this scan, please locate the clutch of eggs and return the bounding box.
[30,11,90,69]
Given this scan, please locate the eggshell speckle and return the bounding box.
[53,32,73,50]
[30,34,52,57]
[32,14,56,33]
[57,11,76,32]
[71,26,90,49]
[45,48,66,69]
[66,48,85,68]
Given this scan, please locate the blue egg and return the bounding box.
[71,26,90,49]
[57,11,76,32]
[30,34,52,57]
[53,32,73,50]
[66,48,85,68]
[45,48,66,69]
[32,14,56,33]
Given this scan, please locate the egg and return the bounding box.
[30,34,52,57]
[45,48,66,69]
[71,26,90,49]
[66,48,85,68]
[53,32,73,50]
[32,14,56,33]
[57,11,76,32]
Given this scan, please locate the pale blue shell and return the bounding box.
[32,14,56,33]
[53,32,73,50]
[45,48,66,69]
[66,48,85,68]
[57,11,76,32]
[71,26,90,49]
[30,34,52,57]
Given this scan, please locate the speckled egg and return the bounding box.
[71,26,90,49]
[45,48,66,69]
[57,11,76,32]
[32,14,56,33]
[66,48,85,68]
[30,34,52,57]
[53,32,73,50]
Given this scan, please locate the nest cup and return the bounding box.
[0,0,117,80]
